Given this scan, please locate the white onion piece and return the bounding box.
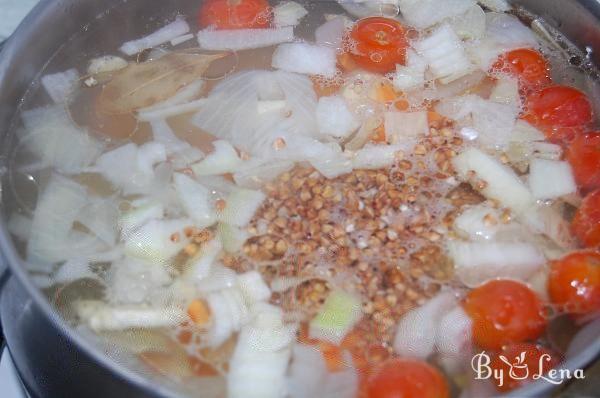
[27,175,90,267]
[272,42,337,78]
[448,241,545,287]
[351,143,402,170]
[7,213,32,242]
[453,147,534,213]
[453,204,503,241]
[384,111,429,142]
[173,173,216,228]
[531,141,563,161]
[120,17,190,55]
[510,120,546,142]
[170,33,195,46]
[191,140,243,176]
[20,106,104,174]
[257,100,287,115]
[107,257,172,304]
[149,119,190,155]
[398,0,476,29]
[87,55,128,75]
[520,204,576,250]
[138,98,208,122]
[238,271,272,305]
[316,96,360,139]
[77,197,119,245]
[41,69,79,103]
[218,223,250,253]
[119,201,164,239]
[490,76,521,108]
[197,27,294,51]
[233,158,294,189]
[273,1,308,27]
[195,264,238,294]
[54,259,98,284]
[435,305,472,357]
[187,238,223,282]
[315,16,347,49]
[447,4,486,40]
[75,301,186,331]
[218,188,266,227]
[393,291,458,359]
[528,159,577,200]
[393,49,427,91]
[123,218,190,265]
[414,24,474,84]
[228,304,294,398]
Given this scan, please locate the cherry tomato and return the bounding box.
[463,280,547,350]
[492,49,551,89]
[348,17,409,74]
[490,343,560,392]
[198,0,271,30]
[566,132,600,193]
[572,190,600,248]
[366,358,449,398]
[548,251,600,314]
[522,85,592,142]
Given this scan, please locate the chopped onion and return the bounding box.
[218,223,250,253]
[316,96,360,139]
[195,265,238,294]
[217,188,266,227]
[315,16,347,49]
[309,290,362,345]
[228,303,293,398]
[7,213,32,242]
[20,106,104,174]
[149,119,190,155]
[398,0,476,29]
[490,76,521,108]
[384,111,428,142]
[509,119,546,142]
[447,4,486,40]
[107,257,172,304]
[351,143,402,170]
[453,204,503,241]
[173,173,217,228]
[453,147,534,212]
[233,158,294,189]
[273,1,308,27]
[77,197,119,245]
[528,159,577,200]
[448,241,545,287]
[87,55,128,75]
[197,27,294,51]
[186,238,223,282]
[75,301,186,331]
[414,24,474,84]
[520,204,576,250]
[191,140,243,176]
[123,218,191,265]
[54,259,98,284]
[435,305,472,357]
[120,17,190,56]
[41,69,79,103]
[138,98,208,122]
[237,271,272,305]
[119,201,165,239]
[272,42,337,78]
[393,291,458,359]
[531,141,563,161]
[257,100,287,115]
[393,49,427,92]
[170,33,195,46]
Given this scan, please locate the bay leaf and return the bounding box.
[97,51,226,115]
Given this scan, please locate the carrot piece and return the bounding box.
[319,342,348,372]
[370,123,387,143]
[395,99,410,110]
[371,81,398,103]
[187,299,211,325]
[428,110,444,126]
[337,52,359,73]
[311,76,342,98]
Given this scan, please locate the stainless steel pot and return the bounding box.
[0,1,600,397]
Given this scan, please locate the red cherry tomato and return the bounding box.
[492,48,552,90]
[548,251,600,314]
[366,358,449,398]
[490,343,560,392]
[572,190,600,248]
[566,132,600,193]
[348,17,409,74]
[522,85,593,142]
[463,280,547,350]
[198,0,271,30]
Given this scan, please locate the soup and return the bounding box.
[5,0,600,397]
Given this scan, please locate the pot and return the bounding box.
[0,1,599,397]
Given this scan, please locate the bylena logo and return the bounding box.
[471,351,585,388]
